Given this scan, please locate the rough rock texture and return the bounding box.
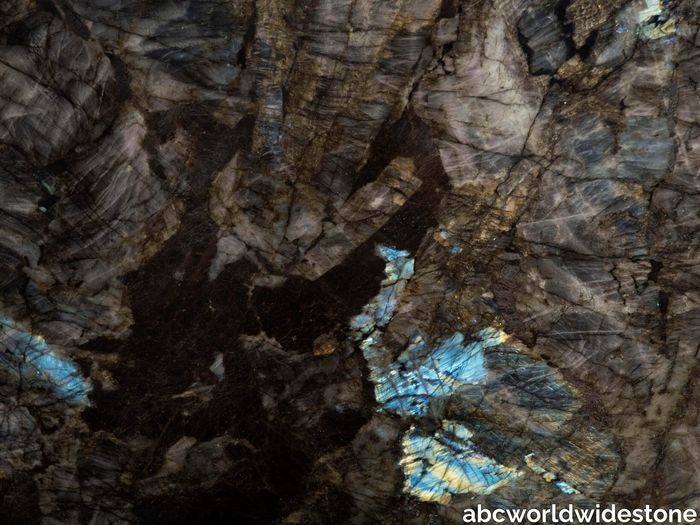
[0,0,698,524]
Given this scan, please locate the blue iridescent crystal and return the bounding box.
[0,319,92,404]
[400,420,520,503]
[376,329,503,417]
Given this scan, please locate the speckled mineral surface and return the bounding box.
[0,0,698,524]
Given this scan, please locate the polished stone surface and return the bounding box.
[0,0,698,523]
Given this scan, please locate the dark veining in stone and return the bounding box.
[0,0,698,523]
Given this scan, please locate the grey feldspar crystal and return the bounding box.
[0,0,698,524]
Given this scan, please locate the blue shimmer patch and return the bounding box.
[376,245,411,262]
[0,319,92,405]
[349,245,521,501]
[525,453,581,495]
[375,329,505,417]
[401,420,521,503]
[349,244,414,338]
[555,481,580,495]
[350,244,414,368]
[349,245,508,417]
[348,244,508,417]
